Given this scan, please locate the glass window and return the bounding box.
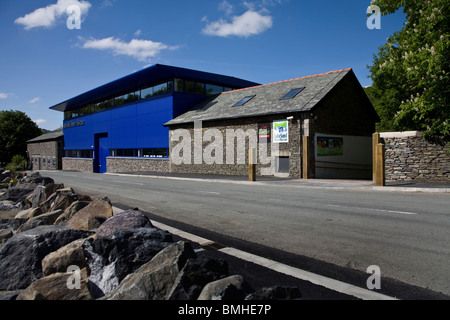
[141,87,154,99]
[198,101,217,112]
[154,148,168,158]
[206,84,223,96]
[174,79,184,92]
[153,83,168,96]
[196,82,205,95]
[167,81,173,93]
[185,81,196,94]
[281,87,305,100]
[125,92,139,103]
[142,149,153,157]
[114,95,126,106]
[233,95,255,107]
[123,149,135,157]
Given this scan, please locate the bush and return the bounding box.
[6,154,27,172]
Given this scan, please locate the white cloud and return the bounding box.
[29,97,40,104]
[81,37,178,62]
[134,29,142,37]
[0,93,9,99]
[15,0,91,30]
[219,0,234,15]
[202,10,273,38]
[34,119,47,126]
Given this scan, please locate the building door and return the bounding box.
[94,133,109,173]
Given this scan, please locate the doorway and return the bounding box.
[94,133,109,173]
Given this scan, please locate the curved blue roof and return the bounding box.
[50,64,259,112]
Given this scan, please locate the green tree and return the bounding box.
[368,0,449,138]
[0,110,43,164]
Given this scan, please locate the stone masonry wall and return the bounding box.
[62,158,93,173]
[169,115,302,178]
[107,157,170,173]
[27,141,61,171]
[381,131,450,181]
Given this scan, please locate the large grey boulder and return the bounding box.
[83,226,174,298]
[16,209,63,233]
[42,237,92,276]
[66,200,113,231]
[95,210,152,239]
[16,269,93,300]
[54,201,91,225]
[197,275,252,300]
[102,241,196,300]
[166,257,229,300]
[0,225,93,290]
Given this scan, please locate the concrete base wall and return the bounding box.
[62,158,93,173]
[106,157,170,173]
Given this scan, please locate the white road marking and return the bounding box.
[113,180,144,186]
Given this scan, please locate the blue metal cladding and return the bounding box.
[63,96,173,151]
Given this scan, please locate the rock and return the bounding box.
[42,237,91,276]
[102,241,196,300]
[0,201,20,211]
[0,225,93,290]
[166,257,229,300]
[17,209,63,233]
[66,200,113,231]
[39,187,78,213]
[0,229,13,247]
[19,174,54,187]
[31,186,45,208]
[54,201,91,225]
[26,207,43,219]
[197,275,252,300]
[14,208,32,219]
[96,210,153,239]
[0,188,34,203]
[83,227,174,297]
[245,286,302,300]
[0,218,27,232]
[0,291,22,300]
[16,269,93,300]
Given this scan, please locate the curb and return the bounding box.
[105,172,449,193]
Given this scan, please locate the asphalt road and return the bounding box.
[39,170,450,298]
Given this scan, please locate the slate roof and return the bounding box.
[27,128,64,143]
[164,68,353,126]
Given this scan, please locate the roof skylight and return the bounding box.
[233,95,255,107]
[281,87,305,100]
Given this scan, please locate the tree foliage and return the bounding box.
[368,0,449,138]
[0,110,43,164]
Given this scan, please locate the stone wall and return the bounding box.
[169,115,302,178]
[27,141,62,171]
[381,131,450,181]
[107,157,170,173]
[62,158,93,173]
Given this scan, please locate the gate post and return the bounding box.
[249,147,256,182]
[302,136,310,179]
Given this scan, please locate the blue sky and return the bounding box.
[0,0,406,131]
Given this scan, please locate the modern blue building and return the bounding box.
[50,64,259,173]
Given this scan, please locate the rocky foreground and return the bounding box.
[0,172,301,300]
